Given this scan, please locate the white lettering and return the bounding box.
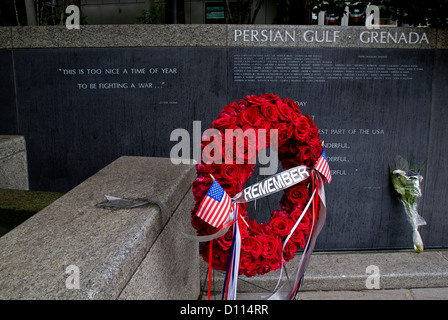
[65,265,80,289]
[272,174,285,189]
[244,187,252,202]
[365,265,380,289]
[65,5,80,30]
[234,29,242,41]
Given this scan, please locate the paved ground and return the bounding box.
[199,249,448,300]
[202,287,448,300]
[299,287,448,300]
[223,287,448,300]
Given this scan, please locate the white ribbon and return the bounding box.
[232,165,311,203]
[268,173,327,300]
[184,167,328,301]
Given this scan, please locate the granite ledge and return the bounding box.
[0,25,446,50]
[7,25,227,49]
[201,250,448,294]
[0,156,196,299]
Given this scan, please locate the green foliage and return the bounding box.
[311,0,448,26]
[135,1,165,24]
[0,189,64,237]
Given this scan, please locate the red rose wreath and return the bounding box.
[191,94,324,278]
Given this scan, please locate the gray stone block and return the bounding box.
[0,27,12,49]
[118,189,200,300]
[200,250,448,295]
[0,135,29,190]
[0,156,198,299]
[9,25,227,49]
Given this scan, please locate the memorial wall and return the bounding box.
[0,25,446,251]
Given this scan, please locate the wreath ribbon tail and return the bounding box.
[207,240,213,300]
[222,203,241,300]
[181,212,236,242]
[268,171,327,300]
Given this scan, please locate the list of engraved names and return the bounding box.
[234,54,424,82]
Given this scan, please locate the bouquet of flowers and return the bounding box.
[390,156,426,253]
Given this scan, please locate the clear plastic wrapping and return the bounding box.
[390,156,426,252]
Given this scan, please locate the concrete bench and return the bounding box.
[0,135,29,190]
[0,156,199,299]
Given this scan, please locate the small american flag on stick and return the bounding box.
[196,177,232,228]
[314,148,332,183]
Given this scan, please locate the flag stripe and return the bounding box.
[213,195,231,226]
[205,192,229,225]
[314,148,332,183]
[196,180,232,228]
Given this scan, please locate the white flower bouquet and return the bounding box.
[390,156,426,253]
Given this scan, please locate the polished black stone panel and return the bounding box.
[0,50,17,134]
[11,47,227,191]
[228,47,436,250]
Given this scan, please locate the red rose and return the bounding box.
[287,109,301,127]
[196,163,221,177]
[291,207,311,227]
[242,236,263,258]
[232,130,258,164]
[192,176,212,202]
[239,106,263,127]
[216,228,234,250]
[280,193,297,212]
[269,216,294,238]
[268,255,281,270]
[260,101,279,122]
[286,184,309,205]
[244,95,264,106]
[247,219,269,236]
[271,209,289,220]
[284,98,302,116]
[260,93,279,101]
[290,227,306,248]
[310,142,323,164]
[281,158,301,170]
[276,100,291,120]
[293,116,310,142]
[201,129,223,164]
[305,126,319,145]
[257,262,272,275]
[216,178,238,197]
[219,101,239,117]
[201,243,228,272]
[284,242,298,261]
[276,124,293,152]
[213,114,237,132]
[295,144,312,164]
[240,251,263,277]
[237,98,249,110]
[193,216,218,235]
[262,235,281,260]
[220,164,242,183]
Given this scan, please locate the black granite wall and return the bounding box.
[0,26,446,250]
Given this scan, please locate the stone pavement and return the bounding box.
[219,287,448,300]
[200,249,448,300]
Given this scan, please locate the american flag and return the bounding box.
[314,148,332,183]
[196,180,232,228]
